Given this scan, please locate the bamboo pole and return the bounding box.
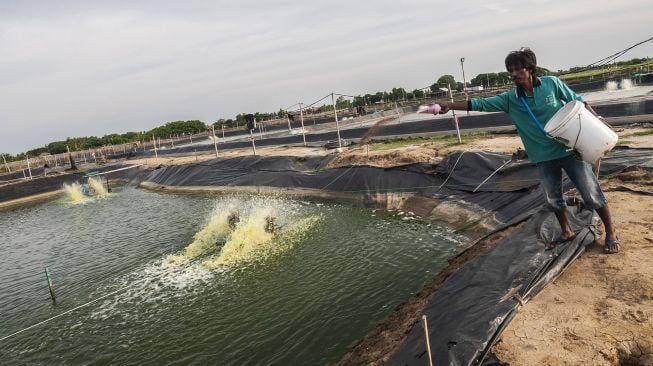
[421,315,433,366]
[152,135,158,162]
[212,125,219,158]
[2,154,11,173]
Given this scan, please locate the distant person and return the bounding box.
[43,163,50,176]
[436,47,619,253]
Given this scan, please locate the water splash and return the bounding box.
[605,80,619,91]
[164,200,238,265]
[202,215,322,268]
[165,196,321,269]
[605,78,633,91]
[619,78,633,90]
[88,177,108,196]
[63,182,86,203]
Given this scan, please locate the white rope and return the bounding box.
[473,160,513,192]
[92,164,142,176]
[437,151,466,191]
[321,164,357,190]
[0,284,131,342]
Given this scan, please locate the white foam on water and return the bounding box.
[581,83,653,103]
[88,196,321,319]
[605,80,619,91]
[619,78,633,90]
[89,261,218,321]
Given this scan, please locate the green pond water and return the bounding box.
[0,186,467,365]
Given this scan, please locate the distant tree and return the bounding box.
[147,120,206,138]
[497,72,510,85]
[535,66,551,76]
[335,96,350,109]
[434,75,457,91]
[26,146,49,156]
[390,87,407,101]
[470,73,502,88]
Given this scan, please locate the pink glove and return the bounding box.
[417,104,442,114]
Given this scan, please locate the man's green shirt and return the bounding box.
[470,76,584,163]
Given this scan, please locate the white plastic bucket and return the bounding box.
[544,100,618,164]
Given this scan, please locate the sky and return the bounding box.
[1,0,652,154]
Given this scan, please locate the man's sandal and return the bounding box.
[604,237,620,254]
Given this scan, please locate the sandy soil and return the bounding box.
[129,126,653,365]
[488,129,653,366]
[491,175,653,365]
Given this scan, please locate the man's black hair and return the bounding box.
[505,47,537,73]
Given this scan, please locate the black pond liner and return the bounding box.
[141,147,653,365]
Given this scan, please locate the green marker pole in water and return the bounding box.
[44,267,56,302]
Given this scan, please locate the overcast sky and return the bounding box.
[1,0,651,154]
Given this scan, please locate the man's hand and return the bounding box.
[438,102,452,114]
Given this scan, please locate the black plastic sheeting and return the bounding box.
[0,163,147,203]
[144,150,652,227]
[142,148,653,365]
[387,209,596,366]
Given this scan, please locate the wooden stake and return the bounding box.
[152,135,158,162]
[421,315,433,366]
[212,125,219,158]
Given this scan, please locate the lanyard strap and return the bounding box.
[519,96,549,137]
[519,95,570,138]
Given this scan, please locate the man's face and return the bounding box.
[508,66,532,88]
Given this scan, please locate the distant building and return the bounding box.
[465,86,484,92]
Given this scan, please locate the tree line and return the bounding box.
[1,120,207,162]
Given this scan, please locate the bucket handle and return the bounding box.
[570,113,583,150]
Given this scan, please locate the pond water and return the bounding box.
[0,187,467,365]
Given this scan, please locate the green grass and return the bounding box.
[617,140,632,145]
[370,132,509,151]
[559,61,653,80]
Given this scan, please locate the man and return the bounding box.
[437,48,619,253]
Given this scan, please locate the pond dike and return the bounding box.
[144,148,651,364]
